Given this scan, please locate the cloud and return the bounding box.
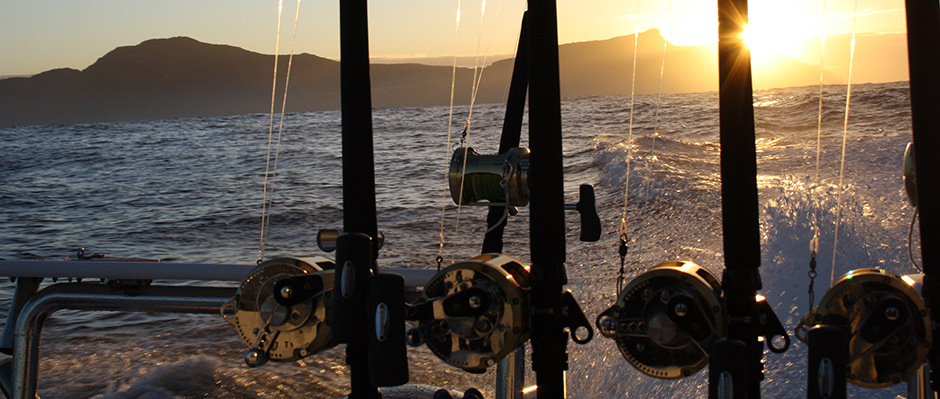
[824,7,904,20]
[614,14,665,21]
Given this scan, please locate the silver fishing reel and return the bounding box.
[448,147,529,207]
[406,254,531,373]
[596,261,726,379]
[222,256,336,367]
[796,268,931,387]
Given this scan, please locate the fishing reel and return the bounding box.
[796,268,931,387]
[221,256,336,367]
[449,147,529,207]
[596,261,726,379]
[406,254,531,373]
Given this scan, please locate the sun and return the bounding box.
[741,23,795,69]
[741,24,790,54]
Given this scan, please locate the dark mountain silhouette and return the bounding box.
[786,32,910,84]
[0,31,862,127]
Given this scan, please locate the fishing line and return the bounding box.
[259,0,287,263]
[644,0,672,201]
[439,0,464,264]
[617,0,643,295]
[469,0,504,109]
[451,0,494,259]
[439,0,511,263]
[264,0,304,245]
[807,0,827,310]
[830,0,860,285]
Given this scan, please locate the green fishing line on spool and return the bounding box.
[448,147,529,207]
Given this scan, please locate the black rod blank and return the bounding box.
[716,0,766,397]
[339,0,380,396]
[526,0,569,398]
[903,0,940,390]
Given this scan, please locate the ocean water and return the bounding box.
[0,81,920,398]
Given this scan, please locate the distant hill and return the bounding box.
[785,32,910,84]
[0,31,904,127]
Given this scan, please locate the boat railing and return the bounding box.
[0,260,436,399]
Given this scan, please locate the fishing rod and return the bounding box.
[224,1,602,397]
[480,12,528,255]
[524,0,576,397]
[218,0,393,396]
[793,1,940,397]
[413,2,598,397]
[332,0,384,396]
[593,0,789,396]
[904,0,940,392]
[711,0,783,396]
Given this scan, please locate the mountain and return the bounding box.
[0,31,895,127]
[785,32,910,84]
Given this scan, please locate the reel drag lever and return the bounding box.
[273,274,325,307]
[406,254,532,373]
[222,257,336,368]
[406,286,495,321]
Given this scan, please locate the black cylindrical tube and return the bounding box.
[708,339,748,399]
[717,0,760,270]
[368,273,409,387]
[807,325,848,399]
[333,232,377,398]
[527,0,568,398]
[903,0,940,390]
[717,0,765,396]
[333,232,372,343]
[483,12,530,255]
[339,0,379,396]
[499,12,530,152]
[340,0,379,264]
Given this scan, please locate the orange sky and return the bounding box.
[0,0,909,77]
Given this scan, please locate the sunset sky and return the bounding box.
[1,0,908,77]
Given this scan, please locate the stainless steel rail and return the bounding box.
[0,260,254,281]
[0,260,435,287]
[0,260,437,398]
[12,283,235,399]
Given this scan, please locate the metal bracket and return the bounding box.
[560,290,593,344]
[754,296,790,353]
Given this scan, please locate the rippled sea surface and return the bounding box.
[0,81,920,398]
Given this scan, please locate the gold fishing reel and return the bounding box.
[449,147,529,207]
[796,268,931,387]
[406,254,531,373]
[596,261,726,379]
[222,256,336,367]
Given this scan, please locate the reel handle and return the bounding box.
[564,184,601,242]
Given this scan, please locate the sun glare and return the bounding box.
[741,24,787,54]
[741,23,795,69]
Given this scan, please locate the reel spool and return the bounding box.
[406,254,531,373]
[797,268,931,387]
[449,147,529,207]
[222,256,336,367]
[596,261,726,379]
